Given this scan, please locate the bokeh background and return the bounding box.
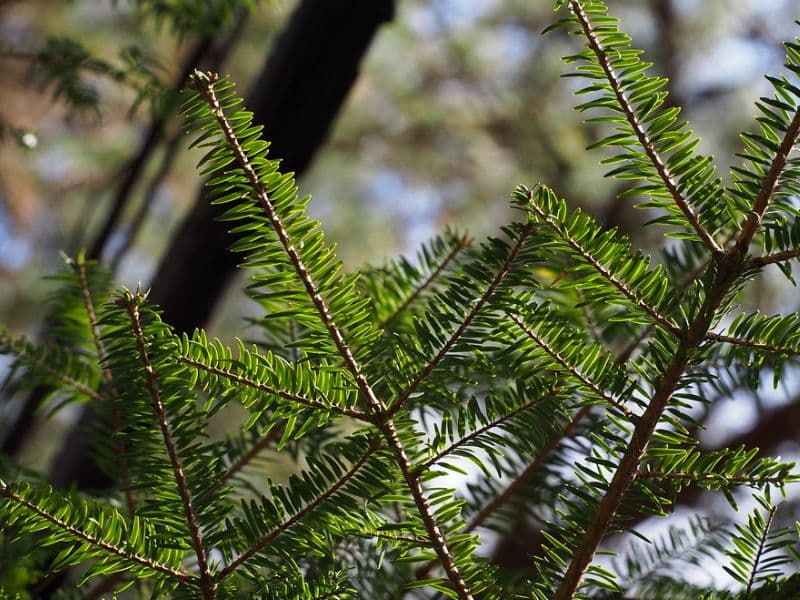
[2,0,800,592]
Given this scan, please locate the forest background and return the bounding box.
[1,0,800,591]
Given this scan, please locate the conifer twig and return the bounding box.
[214,426,283,492]
[0,337,102,402]
[73,253,135,516]
[569,0,723,256]
[178,355,372,422]
[0,479,193,584]
[217,446,377,579]
[704,331,800,356]
[123,292,215,599]
[745,504,779,597]
[194,72,473,599]
[380,233,472,330]
[637,470,791,487]
[505,311,635,418]
[193,72,384,416]
[555,264,731,599]
[388,223,538,417]
[420,388,562,471]
[746,248,800,269]
[414,404,592,582]
[526,189,681,336]
[734,106,800,255]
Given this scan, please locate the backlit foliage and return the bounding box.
[2,1,800,598]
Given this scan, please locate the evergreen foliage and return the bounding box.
[2,1,800,598]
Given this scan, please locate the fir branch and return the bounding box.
[555,264,730,599]
[568,0,723,256]
[380,233,472,330]
[746,248,800,269]
[178,355,372,422]
[617,254,711,361]
[379,421,474,600]
[216,446,377,580]
[465,404,591,535]
[637,470,791,487]
[746,504,779,598]
[705,331,800,356]
[505,311,634,418]
[73,254,111,384]
[1,337,102,402]
[191,71,474,599]
[122,290,215,599]
[214,426,283,492]
[735,106,800,255]
[388,222,538,417]
[73,253,136,515]
[0,479,192,584]
[415,405,592,583]
[420,388,562,471]
[525,187,681,335]
[192,71,384,416]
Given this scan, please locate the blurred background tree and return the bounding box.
[1,0,799,594]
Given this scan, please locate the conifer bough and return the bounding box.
[2,1,800,598]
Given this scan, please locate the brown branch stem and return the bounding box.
[124,293,215,599]
[746,248,800,270]
[74,254,136,516]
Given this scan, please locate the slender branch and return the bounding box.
[389,223,537,417]
[422,390,560,471]
[527,190,681,336]
[705,331,800,356]
[616,255,710,362]
[13,349,102,402]
[194,73,472,598]
[466,405,591,536]
[555,264,731,599]
[216,446,377,579]
[746,248,800,270]
[178,355,372,422]
[746,504,779,597]
[214,426,283,492]
[74,253,136,516]
[735,105,800,255]
[414,405,593,583]
[505,311,635,418]
[123,292,215,599]
[569,0,723,256]
[194,72,384,416]
[0,480,192,584]
[380,234,472,330]
[637,470,790,487]
[380,420,474,600]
